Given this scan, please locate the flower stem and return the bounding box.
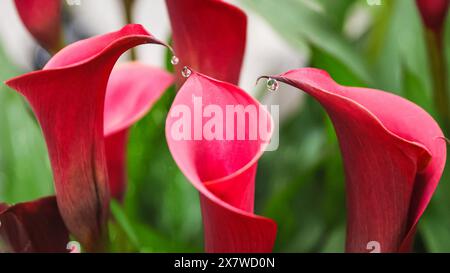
[425,28,450,134]
[123,0,136,61]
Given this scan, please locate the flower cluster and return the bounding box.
[0,0,448,253]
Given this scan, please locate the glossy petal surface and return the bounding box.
[261,68,446,252]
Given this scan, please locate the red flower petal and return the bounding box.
[5,24,170,251]
[104,62,174,136]
[0,203,8,213]
[261,68,446,252]
[0,196,69,253]
[416,0,450,31]
[104,130,128,203]
[104,62,173,200]
[166,0,247,85]
[14,0,62,53]
[165,70,276,252]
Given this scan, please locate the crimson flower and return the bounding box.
[166,0,246,86]
[0,196,69,253]
[166,70,277,252]
[104,62,173,201]
[416,0,450,31]
[5,24,170,251]
[165,0,276,252]
[260,68,447,252]
[13,0,62,53]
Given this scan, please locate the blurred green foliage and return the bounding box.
[243,0,450,252]
[0,0,449,253]
[0,47,53,203]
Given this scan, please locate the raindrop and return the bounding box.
[171,55,179,65]
[266,78,279,92]
[67,241,81,253]
[0,220,2,228]
[182,66,192,78]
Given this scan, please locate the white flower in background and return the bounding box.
[0,0,35,69]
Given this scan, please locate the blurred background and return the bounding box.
[0,0,449,252]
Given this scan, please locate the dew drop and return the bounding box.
[266,78,279,92]
[67,241,81,253]
[171,55,179,65]
[182,66,191,78]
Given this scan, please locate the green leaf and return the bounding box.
[401,65,434,115]
[242,0,373,84]
[110,199,140,249]
[0,46,53,203]
[311,46,367,86]
[420,159,450,252]
[110,199,196,252]
[320,223,345,253]
[365,0,430,94]
[316,0,356,30]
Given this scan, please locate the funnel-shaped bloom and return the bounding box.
[104,62,173,201]
[260,68,446,252]
[416,0,450,31]
[166,70,276,252]
[0,196,69,253]
[5,24,170,251]
[14,0,62,53]
[166,0,247,85]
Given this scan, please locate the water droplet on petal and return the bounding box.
[182,66,191,78]
[67,241,81,253]
[266,78,279,92]
[0,220,2,228]
[171,55,179,65]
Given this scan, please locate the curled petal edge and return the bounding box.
[166,69,277,252]
[259,68,446,252]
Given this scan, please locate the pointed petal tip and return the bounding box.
[120,23,148,34]
[119,23,174,53]
[439,136,450,144]
[44,24,171,70]
[255,76,268,86]
[257,68,333,87]
[3,71,38,92]
[276,68,333,81]
[3,79,13,88]
[166,70,276,252]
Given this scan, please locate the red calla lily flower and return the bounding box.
[166,0,247,85]
[14,0,62,53]
[166,70,277,252]
[416,0,450,31]
[4,24,170,251]
[260,68,447,252]
[0,196,69,253]
[104,62,173,201]
[166,0,274,252]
